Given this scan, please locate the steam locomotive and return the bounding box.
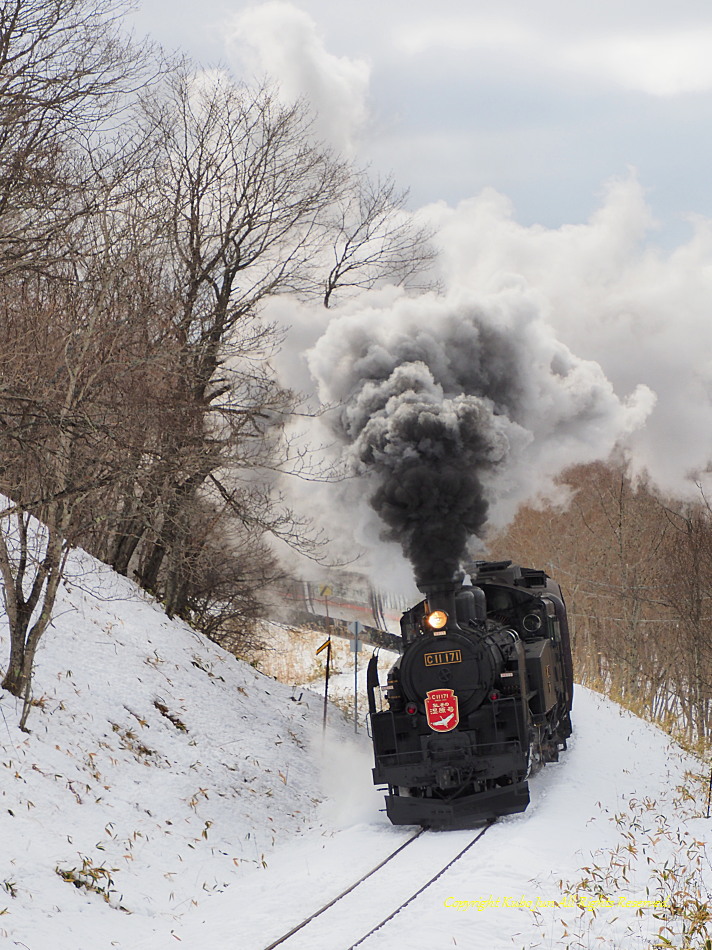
[366,561,574,829]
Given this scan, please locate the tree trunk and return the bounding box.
[1,626,29,696]
[110,520,147,575]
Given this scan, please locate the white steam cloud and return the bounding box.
[269,172,712,588]
[306,288,652,584]
[226,1,370,155]
[423,173,712,495]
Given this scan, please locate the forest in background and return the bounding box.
[492,460,712,750]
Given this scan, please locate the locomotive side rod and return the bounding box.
[261,827,425,950]
[346,819,496,950]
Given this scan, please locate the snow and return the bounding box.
[0,546,709,949]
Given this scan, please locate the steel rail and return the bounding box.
[261,827,425,950]
[346,819,495,950]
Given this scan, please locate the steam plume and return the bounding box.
[308,291,652,586]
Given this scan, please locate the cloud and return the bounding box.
[394,17,534,56]
[418,172,712,495]
[393,14,712,97]
[304,278,652,584]
[272,171,712,586]
[219,5,712,583]
[226,1,370,154]
[569,31,712,96]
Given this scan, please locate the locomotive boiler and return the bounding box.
[366,560,574,829]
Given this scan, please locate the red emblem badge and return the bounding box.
[425,689,459,732]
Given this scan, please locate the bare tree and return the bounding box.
[0,274,113,715]
[157,492,283,642]
[0,152,172,719]
[490,460,712,742]
[0,37,441,707]
[0,512,67,727]
[0,0,154,275]
[322,173,437,307]
[106,67,347,600]
[0,0,160,719]
[655,501,712,738]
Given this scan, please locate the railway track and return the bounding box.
[261,821,495,950]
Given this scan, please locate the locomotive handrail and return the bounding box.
[542,592,574,708]
[366,652,379,717]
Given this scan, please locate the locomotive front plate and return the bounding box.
[424,688,460,732]
[424,650,462,667]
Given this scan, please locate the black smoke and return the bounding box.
[352,375,515,583]
[307,292,650,587]
[324,312,525,585]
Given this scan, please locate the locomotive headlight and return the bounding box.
[426,609,448,630]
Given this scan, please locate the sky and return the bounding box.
[129,0,712,243]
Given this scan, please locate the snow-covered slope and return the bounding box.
[0,549,363,948]
[0,547,709,950]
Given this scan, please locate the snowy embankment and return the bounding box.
[0,546,709,950]
[0,548,362,949]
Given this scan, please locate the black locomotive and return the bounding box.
[366,560,574,829]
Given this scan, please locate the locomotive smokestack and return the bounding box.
[418,577,461,621]
[418,574,487,627]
